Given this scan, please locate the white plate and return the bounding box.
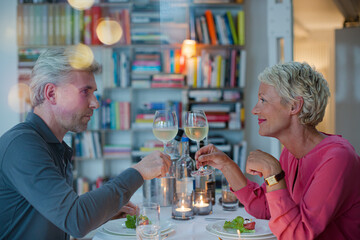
[103,218,172,236]
[208,219,273,238]
[206,224,276,240]
[100,226,175,239]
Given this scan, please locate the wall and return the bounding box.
[335,27,360,155]
[0,0,19,135]
[243,0,270,184]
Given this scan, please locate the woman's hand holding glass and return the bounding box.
[184,110,213,176]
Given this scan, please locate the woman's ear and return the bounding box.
[43,83,57,105]
[290,96,303,115]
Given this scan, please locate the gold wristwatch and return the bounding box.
[265,170,285,186]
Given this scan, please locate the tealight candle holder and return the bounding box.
[194,191,212,215]
[172,192,194,220]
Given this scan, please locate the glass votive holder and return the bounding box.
[172,192,194,220]
[222,175,239,211]
[194,191,212,215]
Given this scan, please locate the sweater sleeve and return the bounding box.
[233,179,271,219]
[3,133,144,238]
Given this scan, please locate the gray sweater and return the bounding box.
[0,112,144,240]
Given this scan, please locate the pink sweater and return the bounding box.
[234,134,360,239]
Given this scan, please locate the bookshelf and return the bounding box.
[16,0,246,194]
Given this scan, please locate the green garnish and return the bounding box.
[223,216,255,233]
[125,214,136,229]
[125,214,151,229]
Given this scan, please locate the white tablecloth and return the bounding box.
[87,190,277,240]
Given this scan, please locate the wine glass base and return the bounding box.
[191,169,213,177]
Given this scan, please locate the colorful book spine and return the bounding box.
[205,10,218,45]
[83,9,92,45]
[238,10,245,46]
[230,49,237,87]
[47,4,54,45]
[91,6,102,45]
[122,9,131,45]
[226,11,238,45]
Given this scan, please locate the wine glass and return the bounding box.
[152,110,178,153]
[184,110,213,176]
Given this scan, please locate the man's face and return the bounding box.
[54,71,99,133]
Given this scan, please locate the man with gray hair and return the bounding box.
[0,48,171,239]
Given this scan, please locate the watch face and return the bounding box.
[266,176,277,186]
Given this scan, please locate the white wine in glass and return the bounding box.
[152,110,178,153]
[184,110,213,177]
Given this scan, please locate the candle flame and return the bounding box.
[237,229,241,239]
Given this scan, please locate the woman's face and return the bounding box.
[251,83,292,138]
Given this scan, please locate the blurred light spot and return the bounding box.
[96,18,123,45]
[181,39,196,58]
[67,0,94,10]
[67,43,94,70]
[8,83,30,113]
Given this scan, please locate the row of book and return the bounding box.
[17,4,130,46]
[103,144,132,158]
[190,101,244,129]
[133,100,182,129]
[188,89,242,102]
[74,131,102,159]
[102,48,245,89]
[187,49,246,88]
[73,176,110,196]
[190,9,245,46]
[87,98,131,130]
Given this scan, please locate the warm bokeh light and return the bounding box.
[8,83,30,113]
[96,18,123,45]
[67,0,94,10]
[181,39,196,58]
[67,43,94,70]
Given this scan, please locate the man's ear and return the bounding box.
[43,83,57,105]
[290,96,303,115]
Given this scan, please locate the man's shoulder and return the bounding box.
[0,122,44,156]
[1,122,40,142]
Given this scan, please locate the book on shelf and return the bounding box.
[132,50,162,73]
[188,89,222,101]
[191,103,231,112]
[193,9,244,46]
[101,99,131,130]
[186,49,246,88]
[151,73,185,88]
[206,113,231,122]
[204,10,218,45]
[238,9,245,46]
[17,3,130,46]
[75,131,102,159]
[91,6,101,45]
[103,144,131,157]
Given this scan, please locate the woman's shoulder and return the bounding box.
[318,134,357,155]
[315,134,359,169]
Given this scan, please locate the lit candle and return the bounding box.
[175,205,192,212]
[194,195,209,208]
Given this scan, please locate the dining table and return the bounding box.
[84,189,277,240]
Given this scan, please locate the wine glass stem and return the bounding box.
[163,142,168,154]
[196,141,200,150]
[196,141,204,171]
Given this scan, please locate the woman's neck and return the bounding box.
[280,125,327,159]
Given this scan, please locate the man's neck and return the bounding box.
[33,106,65,142]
